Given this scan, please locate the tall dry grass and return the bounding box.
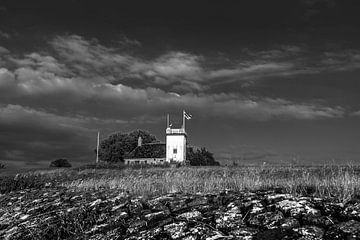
[61,165,360,202]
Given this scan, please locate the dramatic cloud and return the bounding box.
[47,35,360,93]
[0,35,354,123]
[0,63,345,122]
[0,34,357,166]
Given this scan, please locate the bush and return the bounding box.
[98,129,157,162]
[186,147,220,166]
[50,158,72,168]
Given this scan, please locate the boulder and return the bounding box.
[324,220,360,239]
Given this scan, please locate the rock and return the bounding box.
[276,199,320,219]
[144,211,170,227]
[229,227,259,239]
[280,217,300,229]
[163,222,187,239]
[343,202,360,221]
[248,211,284,229]
[322,202,344,218]
[266,194,294,204]
[187,196,209,208]
[302,215,338,228]
[146,199,169,212]
[187,225,219,239]
[324,220,360,239]
[254,228,300,240]
[177,210,202,221]
[249,200,266,215]
[128,199,143,215]
[167,199,189,213]
[215,209,245,232]
[1,187,360,240]
[126,227,164,240]
[293,225,324,239]
[89,199,102,208]
[127,218,147,234]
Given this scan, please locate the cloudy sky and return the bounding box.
[1,0,360,168]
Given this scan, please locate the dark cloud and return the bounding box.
[0,104,96,166]
[0,36,349,123]
[1,1,360,167]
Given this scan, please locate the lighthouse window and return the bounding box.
[173,148,177,154]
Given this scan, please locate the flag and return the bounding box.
[183,110,192,120]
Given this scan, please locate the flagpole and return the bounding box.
[182,110,185,130]
[167,114,169,128]
[96,131,100,163]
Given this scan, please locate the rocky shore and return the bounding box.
[1,187,360,239]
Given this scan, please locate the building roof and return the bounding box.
[125,142,166,159]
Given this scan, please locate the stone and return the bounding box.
[248,211,284,229]
[254,228,300,240]
[293,225,324,239]
[276,199,320,219]
[144,211,170,227]
[177,210,202,221]
[322,202,344,218]
[146,199,169,212]
[280,217,300,229]
[266,194,294,204]
[2,187,360,240]
[163,222,188,239]
[250,200,265,215]
[215,209,245,232]
[302,215,338,228]
[324,220,360,240]
[187,197,209,208]
[343,202,360,221]
[127,219,147,234]
[128,199,143,215]
[167,199,189,213]
[229,227,259,239]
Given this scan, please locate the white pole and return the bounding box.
[182,110,185,131]
[96,131,100,163]
[167,114,169,128]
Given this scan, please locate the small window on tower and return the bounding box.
[173,148,177,154]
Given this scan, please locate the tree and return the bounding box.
[98,129,157,162]
[50,158,72,168]
[0,162,4,169]
[186,147,220,166]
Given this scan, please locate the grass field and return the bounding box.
[1,164,360,203]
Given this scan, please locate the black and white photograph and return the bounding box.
[1,0,360,239]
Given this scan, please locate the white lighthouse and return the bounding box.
[166,111,191,163]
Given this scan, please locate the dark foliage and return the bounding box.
[98,130,157,162]
[50,158,72,168]
[186,147,220,166]
[130,144,165,158]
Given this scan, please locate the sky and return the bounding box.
[1,0,360,169]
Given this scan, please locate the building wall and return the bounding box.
[166,134,186,163]
[124,158,166,165]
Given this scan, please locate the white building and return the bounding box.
[166,128,187,163]
[124,111,191,165]
[165,110,191,163]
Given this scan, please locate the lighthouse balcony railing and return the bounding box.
[166,128,186,135]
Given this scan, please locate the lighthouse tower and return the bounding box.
[166,111,191,163]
